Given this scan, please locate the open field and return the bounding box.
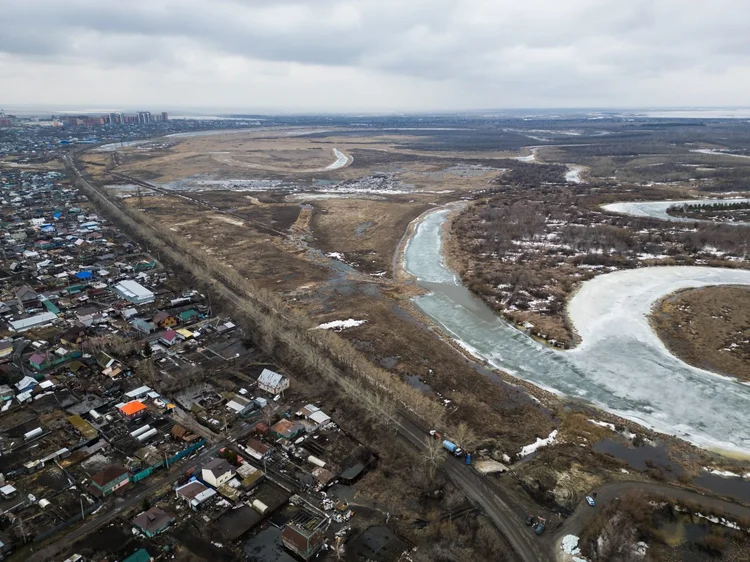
[77,123,750,479]
[64,120,750,562]
[651,286,750,382]
[87,125,750,454]
[308,197,432,274]
[85,129,512,191]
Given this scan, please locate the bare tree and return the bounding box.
[135,359,158,386]
[423,437,446,480]
[261,405,276,427]
[454,421,478,451]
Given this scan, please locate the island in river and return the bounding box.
[651,285,750,383]
[450,186,750,347]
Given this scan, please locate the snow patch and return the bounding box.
[326,252,345,261]
[589,419,616,431]
[325,148,352,170]
[316,319,367,331]
[589,419,637,440]
[702,467,748,479]
[519,429,558,458]
[515,148,538,162]
[561,535,589,562]
[565,165,586,184]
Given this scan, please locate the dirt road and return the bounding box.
[397,416,553,562]
[25,441,225,562]
[558,480,750,543]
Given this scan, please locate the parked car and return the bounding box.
[585,495,596,507]
[429,429,442,439]
[525,515,535,526]
[534,517,546,535]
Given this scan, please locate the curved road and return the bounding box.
[556,480,750,557]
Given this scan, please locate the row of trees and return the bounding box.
[669,200,750,215]
[69,152,453,442]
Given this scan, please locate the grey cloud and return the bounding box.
[0,0,749,109]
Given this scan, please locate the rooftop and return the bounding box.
[91,464,128,486]
[113,280,154,301]
[119,400,147,416]
[131,506,174,534]
[258,368,286,387]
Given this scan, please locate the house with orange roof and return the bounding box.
[119,400,147,417]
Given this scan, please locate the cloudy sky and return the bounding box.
[1,0,749,113]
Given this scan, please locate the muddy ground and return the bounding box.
[651,286,750,382]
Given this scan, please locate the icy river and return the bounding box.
[603,198,750,226]
[403,208,750,455]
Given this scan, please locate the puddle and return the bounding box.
[593,439,683,478]
[350,526,409,562]
[659,517,710,547]
[405,374,432,393]
[328,483,356,503]
[693,472,750,503]
[243,526,296,562]
[355,220,375,237]
[379,356,399,370]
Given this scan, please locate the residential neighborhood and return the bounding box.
[0,166,383,561]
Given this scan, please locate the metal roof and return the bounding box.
[9,311,57,331]
[258,368,286,388]
[114,280,154,301]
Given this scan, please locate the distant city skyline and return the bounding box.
[2,0,749,112]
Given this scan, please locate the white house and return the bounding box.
[257,368,289,395]
[201,458,235,488]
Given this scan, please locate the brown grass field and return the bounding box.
[83,127,750,511]
[651,286,750,382]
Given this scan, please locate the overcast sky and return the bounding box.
[1,0,749,113]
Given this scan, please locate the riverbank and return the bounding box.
[404,207,750,456]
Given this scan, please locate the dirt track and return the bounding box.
[557,480,750,544]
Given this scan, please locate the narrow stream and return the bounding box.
[403,208,750,455]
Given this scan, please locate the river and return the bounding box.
[403,208,750,455]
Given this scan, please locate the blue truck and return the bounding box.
[442,440,463,457]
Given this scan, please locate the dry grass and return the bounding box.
[651,286,750,382]
[309,198,431,273]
